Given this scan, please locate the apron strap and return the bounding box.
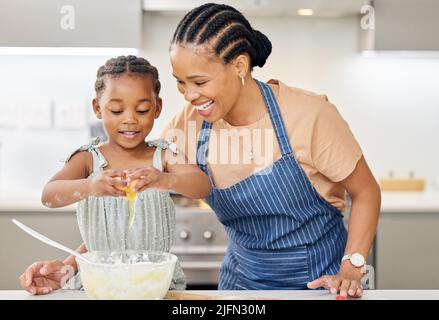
[256,80,293,156]
[196,120,214,185]
[196,79,293,173]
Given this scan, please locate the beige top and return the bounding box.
[161,80,362,212]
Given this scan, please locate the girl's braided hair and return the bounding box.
[95,55,161,98]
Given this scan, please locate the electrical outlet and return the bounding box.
[0,101,19,129]
[21,98,52,129]
[54,99,86,129]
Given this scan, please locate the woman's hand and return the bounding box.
[18,260,75,295]
[88,169,127,197]
[126,167,171,192]
[307,261,364,298]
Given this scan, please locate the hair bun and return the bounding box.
[252,30,272,68]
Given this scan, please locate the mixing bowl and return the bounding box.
[76,250,177,300]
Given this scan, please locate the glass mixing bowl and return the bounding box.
[76,250,177,300]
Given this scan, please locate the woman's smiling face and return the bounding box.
[93,74,162,149]
[170,43,241,123]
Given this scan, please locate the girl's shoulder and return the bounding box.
[59,138,100,178]
[147,139,181,172]
[147,139,179,154]
[64,137,102,163]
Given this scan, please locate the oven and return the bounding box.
[171,196,228,290]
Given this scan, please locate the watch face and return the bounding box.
[350,253,365,267]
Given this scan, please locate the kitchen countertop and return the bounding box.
[1,191,439,212]
[0,192,214,213]
[0,192,76,212]
[1,289,439,300]
[377,191,439,212]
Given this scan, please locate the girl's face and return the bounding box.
[170,44,242,123]
[93,74,162,149]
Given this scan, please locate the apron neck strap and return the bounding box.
[196,79,293,171]
[256,79,292,156]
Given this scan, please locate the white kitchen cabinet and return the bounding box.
[0,211,82,289]
[361,0,439,52]
[0,0,141,48]
[375,210,439,289]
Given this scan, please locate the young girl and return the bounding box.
[19,55,211,294]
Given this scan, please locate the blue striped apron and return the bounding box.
[196,80,348,290]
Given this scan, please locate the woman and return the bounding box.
[162,3,380,297]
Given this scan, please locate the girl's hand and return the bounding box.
[126,167,171,192]
[18,260,74,295]
[88,169,127,197]
[306,261,364,298]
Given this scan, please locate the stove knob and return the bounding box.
[203,230,214,241]
[179,230,190,240]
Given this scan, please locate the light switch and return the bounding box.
[54,99,86,129]
[0,100,19,129]
[20,98,52,129]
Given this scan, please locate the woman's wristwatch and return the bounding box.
[342,253,367,274]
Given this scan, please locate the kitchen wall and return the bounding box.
[0,12,438,194]
[141,12,439,188]
[0,55,107,192]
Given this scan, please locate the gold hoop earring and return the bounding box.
[240,75,245,87]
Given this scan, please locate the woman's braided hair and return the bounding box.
[94,55,161,98]
[171,3,272,69]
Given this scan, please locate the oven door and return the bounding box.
[171,246,226,289]
[173,205,228,289]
